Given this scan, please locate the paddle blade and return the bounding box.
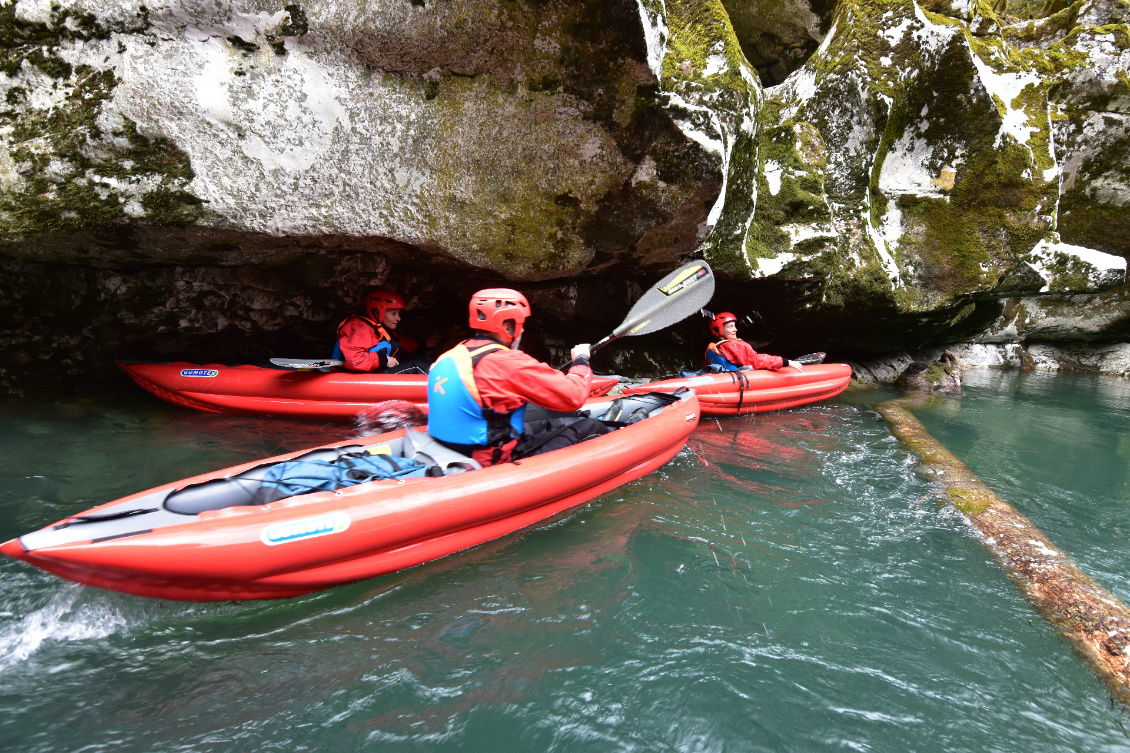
[270,358,342,369]
[613,260,715,339]
[792,352,826,365]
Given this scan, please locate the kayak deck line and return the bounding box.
[878,394,1130,710]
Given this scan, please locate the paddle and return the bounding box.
[589,260,716,356]
[269,358,343,370]
[792,352,826,365]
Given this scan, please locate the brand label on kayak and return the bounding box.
[261,512,351,546]
[684,375,715,386]
[659,264,708,296]
[180,368,219,378]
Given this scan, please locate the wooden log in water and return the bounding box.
[878,394,1130,708]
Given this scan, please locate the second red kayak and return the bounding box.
[119,361,621,419]
[618,363,852,416]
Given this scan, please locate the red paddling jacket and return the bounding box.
[333,315,422,372]
[704,339,786,372]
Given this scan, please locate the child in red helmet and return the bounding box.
[333,289,438,373]
[427,288,608,466]
[704,312,800,373]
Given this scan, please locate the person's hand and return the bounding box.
[425,334,440,349]
[571,344,591,361]
[387,356,400,368]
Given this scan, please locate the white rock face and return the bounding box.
[742,0,1129,316]
[0,0,718,278]
[949,342,1130,377]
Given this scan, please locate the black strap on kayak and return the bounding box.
[514,419,579,458]
[54,507,158,529]
[339,451,403,482]
[728,371,748,413]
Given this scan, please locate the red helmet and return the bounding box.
[469,288,530,344]
[365,289,405,323]
[710,311,738,338]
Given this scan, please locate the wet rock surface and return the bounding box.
[896,350,965,392]
[0,0,1127,390]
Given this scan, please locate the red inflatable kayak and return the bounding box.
[618,363,851,416]
[118,361,621,419]
[1,391,699,601]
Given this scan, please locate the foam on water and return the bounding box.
[0,585,129,667]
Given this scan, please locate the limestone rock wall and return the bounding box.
[0,0,1128,390]
[736,0,1129,308]
[0,0,720,277]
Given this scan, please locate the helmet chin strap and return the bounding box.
[511,334,522,350]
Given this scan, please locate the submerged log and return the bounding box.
[878,394,1130,708]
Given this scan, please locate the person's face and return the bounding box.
[722,321,737,340]
[382,308,402,330]
[503,319,522,348]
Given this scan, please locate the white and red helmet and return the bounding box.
[469,288,531,344]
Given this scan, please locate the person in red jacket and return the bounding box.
[333,289,437,373]
[704,312,801,372]
[427,288,609,466]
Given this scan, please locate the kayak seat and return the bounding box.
[596,392,681,426]
[402,429,483,476]
[164,445,372,514]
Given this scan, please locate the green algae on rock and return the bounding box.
[741,0,1126,315]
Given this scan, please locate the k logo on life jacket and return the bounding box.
[433,377,448,394]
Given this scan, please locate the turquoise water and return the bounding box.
[1,381,1129,751]
[915,370,1130,605]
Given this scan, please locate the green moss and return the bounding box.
[972,0,1004,30]
[1059,200,1130,259]
[0,8,202,237]
[947,486,993,516]
[1013,84,1055,172]
[896,136,1050,298]
[792,233,899,309]
[924,360,956,386]
[754,125,832,237]
[1039,250,1107,291]
[1075,24,1130,50]
[0,1,117,77]
[660,0,747,90]
[646,0,763,274]
[1004,1,1082,45]
[868,89,906,226]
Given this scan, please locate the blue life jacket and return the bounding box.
[704,341,740,372]
[427,340,526,447]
